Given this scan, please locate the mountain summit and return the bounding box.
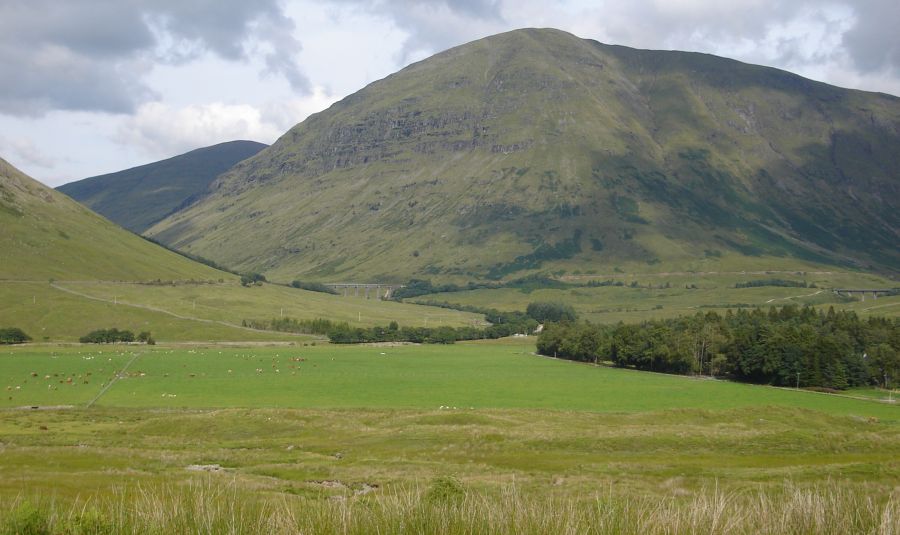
[147,28,900,281]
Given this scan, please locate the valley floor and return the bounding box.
[1,340,897,533]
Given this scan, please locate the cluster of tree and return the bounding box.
[526,302,577,323]
[537,306,899,390]
[0,327,31,344]
[242,317,348,335]
[391,275,570,301]
[137,279,224,286]
[734,279,813,288]
[289,281,338,294]
[327,317,538,344]
[392,279,502,300]
[585,279,626,287]
[240,273,267,286]
[408,299,495,315]
[79,329,155,344]
[408,299,571,327]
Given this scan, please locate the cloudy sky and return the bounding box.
[1,0,898,187]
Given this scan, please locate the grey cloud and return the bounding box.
[344,0,897,94]
[332,0,505,61]
[0,0,309,117]
[588,1,897,89]
[843,0,900,73]
[0,42,156,116]
[1,1,155,57]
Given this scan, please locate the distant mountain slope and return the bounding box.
[58,140,267,233]
[0,157,226,280]
[148,28,900,282]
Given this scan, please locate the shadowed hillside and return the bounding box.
[58,140,267,233]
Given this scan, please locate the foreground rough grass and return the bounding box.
[2,480,897,534]
[1,341,896,533]
[1,406,897,502]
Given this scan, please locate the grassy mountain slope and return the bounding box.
[0,158,481,340]
[147,28,899,282]
[0,281,481,342]
[0,282,301,342]
[0,157,226,281]
[58,140,267,233]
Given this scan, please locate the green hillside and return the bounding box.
[58,140,267,233]
[1,158,480,341]
[0,157,226,281]
[147,28,899,283]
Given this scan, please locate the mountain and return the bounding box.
[58,140,267,233]
[147,28,900,282]
[0,157,226,280]
[1,157,484,342]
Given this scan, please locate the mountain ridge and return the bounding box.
[0,157,227,281]
[58,140,267,233]
[146,28,900,282]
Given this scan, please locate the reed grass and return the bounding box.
[3,479,895,535]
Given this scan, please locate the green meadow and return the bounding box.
[0,280,481,343]
[415,271,899,323]
[2,340,898,418]
[1,339,897,533]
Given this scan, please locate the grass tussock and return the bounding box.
[2,480,896,535]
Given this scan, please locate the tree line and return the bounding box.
[326,301,575,344]
[327,318,537,344]
[242,317,347,335]
[734,279,814,288]
[79,328,155,344]
[537,305,899,390]
[0,327,31,344]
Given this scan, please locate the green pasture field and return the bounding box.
[416,271,899,323]
[1,339,897,532]
[0,282,301,343]
[0,280,481,343]
[3,340,897,419]
[51,280,481,328]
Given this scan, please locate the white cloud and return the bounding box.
[116,86,340,158]
[0,135,60,170]
[3,0,899,188]
[117,102,282,157]
[0,0,309,117]
[261,87,341,132]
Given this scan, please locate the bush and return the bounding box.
[137,331,156,345]
[0,327,31,344]
[240,273,267,287]
[2,501,49,535]
[66,508,114,535]
[424,476,466,504]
